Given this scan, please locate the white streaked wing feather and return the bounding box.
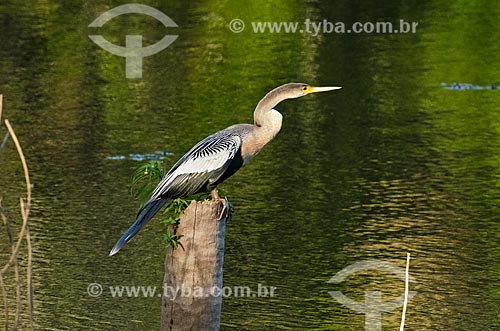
[149,132,241,199]
[174,146,234,174]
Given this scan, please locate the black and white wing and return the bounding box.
[110,131,241,256]
[149,130,242,200]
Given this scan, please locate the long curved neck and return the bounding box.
[254,86,287,127]
[240,87,289,164]
[248,88,284,155]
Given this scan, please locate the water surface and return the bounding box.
[1,1,500,330]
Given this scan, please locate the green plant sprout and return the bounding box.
[131,160,166,205]
[131,160,186,249]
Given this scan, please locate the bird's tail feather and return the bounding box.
[109,199,167,256]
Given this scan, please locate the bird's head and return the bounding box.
[255,82,342,116]
[277,82,342,99]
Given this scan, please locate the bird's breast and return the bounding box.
[240,129,277,165]
[241,140,263,164]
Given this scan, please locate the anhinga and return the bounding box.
[109,83,341,256]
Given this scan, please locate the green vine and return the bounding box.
[131,160,190,250]
[161,198,190,250]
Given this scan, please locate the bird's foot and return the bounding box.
[217,200,228,221]
[217,199,232,222]
[211,188,228,220]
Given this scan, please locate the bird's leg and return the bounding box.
[211,187,227,220]
[211,187,220,200]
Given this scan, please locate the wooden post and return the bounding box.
[161,199,230,331]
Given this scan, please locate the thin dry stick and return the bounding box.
[1,120,31,275]
[26,229,33,331]
[4,119,31,205]
[0,95,9,331]
[20,201,34,331]
[2,118,34,330]
[3,202,21,331]
[0,124,31,275]
[0,273,7,331]
[10,118,33,330]
[0,101,10,331]
[1,198,21,331]
[0,203,9,331]
[400,252,411,331]
[13,256,20,331]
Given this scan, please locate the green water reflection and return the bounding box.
[1,1,500,330]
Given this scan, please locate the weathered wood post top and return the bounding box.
[161,199,230,331]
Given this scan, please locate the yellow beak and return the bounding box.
[307,86,342,94]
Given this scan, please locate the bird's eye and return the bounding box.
[302,86,308,92]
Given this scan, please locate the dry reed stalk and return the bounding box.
[399,252,411,331]
[0,96,34,330]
